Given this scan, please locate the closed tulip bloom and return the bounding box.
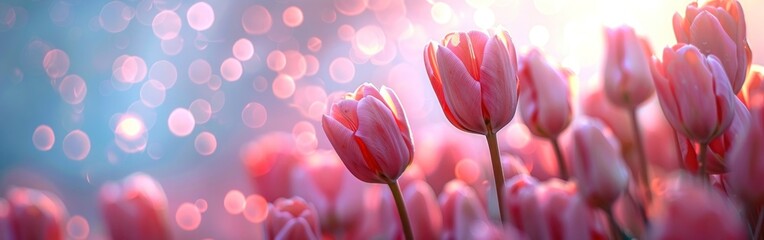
[741,65,764,107]
[571,119,630,209]
[604,26,655,108]
[424,30,519,134]
[647,175,746,240]
[673,0,751,93]
[439,180,491,240]
[403,181,442,239]
[322,83,413,184]
[266,197,321,240]
[241,132,302,202]
[728,102,764,205]
[5,188,68,240]
[651,44,736,143]
[518,49,573,139]
[99,173,171,240]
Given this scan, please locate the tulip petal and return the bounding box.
[673,13,689,43]
[480,32,518,133]
[689,12,739,92]
[322,115,380,183]
[275,218,318,240]
[424,42,470,132]
[708,55,736,138]
[329,99,359,131]
[355,97,411,181]
[435,47,487,134]
[380,86,414,154]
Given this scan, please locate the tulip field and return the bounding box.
[1,0,763,239]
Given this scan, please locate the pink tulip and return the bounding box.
[266,197,321,240]
[728,101,764,205]
[518,48,573,139]
[647,175,746,240]
[651,44,736,143]
[403,180,442,239]
[604,26,655,108]
[673,0,751,93]
[424,30,519,134]
[4,188,67,240]
[677,98,750,174]
[581,90,634,149]
[439,180,492,240]
[414,124,482,194]
[290,150,366,234]
[570,119,629,209]
[322,83,413,184]
[99,173,171,240]
[741,65,764,107]
[241,132,302,202]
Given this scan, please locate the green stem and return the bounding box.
[486,130,508,224]
[629,108,652,202]
[698,141,709,183]
[387,180,414,240]
[551,138,569,180]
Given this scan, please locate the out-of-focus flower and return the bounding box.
[651,44,736,143]
[647,175,746,239]
[266,197,321,240]
[100,173,171,240]
[424,30,519,135]
[677,98,750,173]
[728,101,764,205]
[604,26,655,109]
[439,180,492,240]
[741,65,764,107]
[673,0,751,93]
[414,124,483,194]
[518,48,573,139]
[402,180,442,239]
[322,83,413,184]
[241,132,303,202]
[290,150,366,234]
[4,188,67,240]
[570,119,629,209]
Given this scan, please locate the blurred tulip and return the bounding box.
[424,30,519,135]
[439,180,491,240]
[518,48,573,139]
[741,65,764,107]
[4,188,67,240]
[100,173,171,240]
[414,124,482,194]
[290,150,365,234]
[402,180,442,239]
[647,175,746,240]
[651,44,736,143]
[322,83,413,184]
[678,98,750,174]
[266,197,321,240]
[604,26,655,109]
[241,132,302,202]
[673,0,751,93]
[571,119,629,209]
[728,102,764,206]
[581,90,633,150]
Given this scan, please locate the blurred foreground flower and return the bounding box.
[99,173,171,240]
[3,187,68,240]
[266,197,321,240]
[242,132,303,202]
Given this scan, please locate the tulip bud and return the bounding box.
[728,101,764,205]
[403,181,442,239]
[266,197,321,240]
[322,83,413,184]
[5,188,67,240]
[438,180,490,239]
[651,44,736,143]
[424,30,519,135]
[100,173,171,240]
[518,48,573,139]
[604,26,655,108]
[672,0,752,93]
[741,65,764,107]
[570,119,630,209]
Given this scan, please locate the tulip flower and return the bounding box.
[728,102,764,206]
[403,180,443,239]
[99,173,171,240]
[518,48,573,180]
[651,44,736,179]
[741,65,764,107]
[4,188,68,240]
[266,197,321,240]
[673,0,752,93]
[241,132,302,202]
[647,175,746,240]
[322,83,414,239]
[603,26,655,201]
[571,119,629,210]
[439,180,490,239]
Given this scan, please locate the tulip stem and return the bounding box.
[698,141,709,183]
[605,207,630,240]
[485,130,508,225]
[629,108,652,202]
[387,180,414,240]
[550,138,569,180]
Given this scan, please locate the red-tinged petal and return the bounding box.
[480,32,518,133]
[274,218,318,240]
[443,32,482,80]
[322,115,381,183]
[728,104,764,205]
[518,49,572,138]
[353,82,384,102]
[425,42,470,132]
[380,86,413,154]
[435,47,486,134]
[355,97,411,181]
[672,46,717,140]
[466,31,489,76]
[653,51,683,134]
[673,13,689,43]
[689,12,739,92]
[329,99,359,131]
[708,55,736,138]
